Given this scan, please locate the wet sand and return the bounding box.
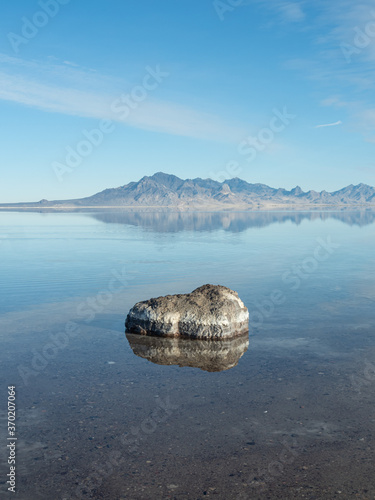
[1,297,375,500]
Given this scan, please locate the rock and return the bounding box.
[126,332,249,372]
[125,284,249,339]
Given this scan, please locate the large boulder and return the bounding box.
[125,284,249,340]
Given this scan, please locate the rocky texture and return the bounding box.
[125,284,249,340]
[126,332,249,372]
[2,172,375,209]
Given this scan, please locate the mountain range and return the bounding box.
[2,172,375,210]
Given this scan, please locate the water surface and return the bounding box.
[1,210,375,499]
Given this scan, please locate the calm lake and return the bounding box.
[1,210,375,500]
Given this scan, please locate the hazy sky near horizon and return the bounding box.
[1,0,375,202]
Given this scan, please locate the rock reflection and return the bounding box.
[125,332,249,372]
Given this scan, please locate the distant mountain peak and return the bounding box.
[290,186,303,196]
[150,172,179,181]
[2,172,375,209]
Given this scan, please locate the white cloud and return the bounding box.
[315,120,342,128]
[320,96,349,108]
[0,54,248,143]
[278,2,305,22]
[251,0,306,23]
[63,61,79,67]
[284,1,375,83]
[318,1,375,62]
[282,2,375,141]
[0,53,122,92]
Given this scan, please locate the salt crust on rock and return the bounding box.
[125,284,249,340]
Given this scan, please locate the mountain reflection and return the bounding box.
[125,332,249,372]
[89,210,375,233]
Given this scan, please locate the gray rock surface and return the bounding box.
[125,284,249,339]
[126,332,249,372]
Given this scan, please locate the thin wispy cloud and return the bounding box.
[316,1,375,62]
[283,0,375,81]
[251,0,306,23]
[320,96,349,108]
[280,1,375,142]
[0,54,246,143]
[0,53,123,91]
[315,120,342,129]
[278,1,305,22]
[320,96,375,142]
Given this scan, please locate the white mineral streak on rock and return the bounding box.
[125,284,249,340]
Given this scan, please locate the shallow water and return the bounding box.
[1,210,375,499]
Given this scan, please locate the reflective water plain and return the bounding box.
[1,210,375,499]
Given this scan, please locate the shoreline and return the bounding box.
[0,203,375,212]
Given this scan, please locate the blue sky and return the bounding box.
[1,0,375,202]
